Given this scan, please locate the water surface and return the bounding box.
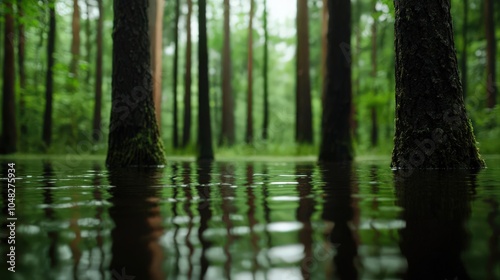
[1,157,499,279]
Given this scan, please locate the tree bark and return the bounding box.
[17,0,27,140]
[262,0,269,140]
[198,0,214,160]
[370,0,378,147]
[461,0,468,99]
[245,0,254,144]
[319,0,353,162]
[321,0,328,103]
[485,0,497,108]
[182,0,193,147]
[70,0,80,79]
[1,2,17,154]
[92,0,103,142]
[43,1,56,149]
[295,0,313,144]
[106,0,166,167]
[391,0,484,169]
[173,0,180,146]
[220,0,235,146]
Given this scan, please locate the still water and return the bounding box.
[1,157,499,279]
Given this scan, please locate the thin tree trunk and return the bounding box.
[262,0,269,140]
[321,0,328,103]
[220,0,235,146]
[391,0,484,169]
[92,0,103,142]
[370,0,378,147]
[17,0,27,140]
[85,0,92,85]
[173,0,180,147]
[296,0,313,144]
[182,0,193,147]
[461,0,468,99]
[245,0,254,144]
[106,0,166,167]
[70,0,80,78]
[149,0,164,129]
[485,0,497,108]
[319,0,353,161]
[2,2,17,154]
[43,1,56,148]
[198,0,214,160]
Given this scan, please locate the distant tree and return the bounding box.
[43,0,56,149]
[295,0,313,144]
[182,0,193,147]
[319,0,353,161]
[262,0,269,140]
[149,0,164,129]
[245,0,255,144]
[106,0,165,167]
[17,0,27,140]
[370,0,378,147]
[92,0,103,142]
[85,0,92,85]
[485,0,497,108]
[69,0,80,81]
[391,0,484,169]
[1,1,17,154]
[321,0,328,102]
[197,0,214,160]
[220,0,235,146]
[460,0,468,99]
[172,0,180,146]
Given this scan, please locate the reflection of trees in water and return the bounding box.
[245,163,260,278]
[395,171,476,280]
[484,197,499,279]
[107,168,165,280]
[320,162,359,280]
[219,162,236,279]
[42,161,59,268]
[196,161,213,279]
[91,163,105,279]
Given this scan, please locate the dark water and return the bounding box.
[1,157,499,279]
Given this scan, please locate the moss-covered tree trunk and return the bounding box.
[106,0,165,167]
[319,0,353,162]
[391,0,484,169]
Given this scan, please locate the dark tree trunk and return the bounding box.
[220,0,235,146]
[245,0,254,144]
[70,0,80,79]
[485,0,497,108]
[295,0,313,144]
[43,2,56,149]
[197,0,214,160]
[319,0,353,162]
[85,0,92,85]
[173,0,180,147]
[182,0,193,147]
[461,0,468,99]
[262,0,269,140]
[391,0,484,169]
[106,0,166,167]
[321,0,328,103]
[92,0,103,142]
[370,0,378,147]
[17,0,27,140]
[1,2,17,154]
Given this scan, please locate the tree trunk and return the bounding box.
[198,0,214,160]
[391,0,484,169]
[92,0,103,142]
[43,2,56,149]
[319,0,353,162]
[70,0,80,79]
[149,0,164,129]
[321,0,328,103]
[85,0,92,85]
[1,2,17,154]
[220,0,235,146]
[262,0,269,140]
[485,0,497,108]
[245,0,254,144]
[295,0,313,144]
[106,0,166,167]
[182,0,193,147]
[173,0,180,146]
[370,0,378,147]
[17,0,27,140]
[461,0,468,99]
